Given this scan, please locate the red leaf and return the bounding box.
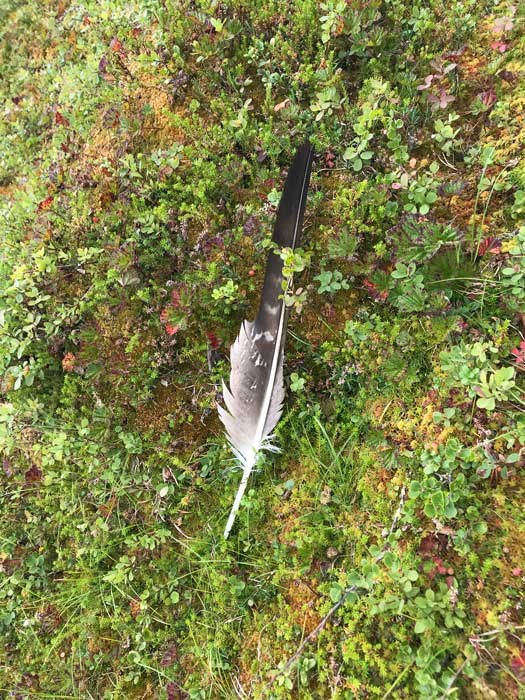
[478,236,501,256]
[25,464,42,483]
[490,40,508,53]
[110,37,125,53]
[37,196,54,211]
[324,150,336,168]
[363,279,388,302]
[160,309,179,336]
[491,16,514,34]
[511,341,525,365]
[433,557,448,575]
[62,352,76,373]
[510,651,525,674]
[206,330,221,350]
[477,88,497,110]
[55,111,70,127]
[417,74,434,91]
[428,89,455,109]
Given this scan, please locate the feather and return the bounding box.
[219,142,313,538]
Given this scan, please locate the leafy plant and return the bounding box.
[328,228,359,259]
[212,279,239,306]
[389,262,428,311]
[398,162,441,215]
[289,372,306,392]
[475,366,517,411]
[310,85,344,122]
[499,227,525,310]
[314,269,349,294]
[432,113,461,155]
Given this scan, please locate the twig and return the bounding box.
[470,624,525,641]
[382,661,415,699]
[270,486,407,685]
[438,657,469,699]
[274,584,357,679]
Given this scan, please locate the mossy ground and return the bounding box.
[0,1,524,698]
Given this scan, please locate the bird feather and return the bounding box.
[219,142,313,538]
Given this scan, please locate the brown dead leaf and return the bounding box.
[274,98,291,112]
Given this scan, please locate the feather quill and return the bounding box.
[219,142,313,538]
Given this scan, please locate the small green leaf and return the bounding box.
[330,584,343,602]
[414,619,428,634]
[477,396,495,411]
[391,263,408,279]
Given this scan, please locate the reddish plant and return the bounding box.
[478,236,501,256]
[363,279,388,302]
[55,111,70,127]
[490,40,508,53]
[62,352,76,372]
[511,341,525,365]
[37,196,54,211]
[160,287,185,336]
[206,330,221,350]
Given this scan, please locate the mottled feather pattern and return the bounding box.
[218,321,285,464]
[220,143,313,538]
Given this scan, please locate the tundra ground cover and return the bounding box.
[0,1,524,698]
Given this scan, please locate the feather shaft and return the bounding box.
[223,452,255,539]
